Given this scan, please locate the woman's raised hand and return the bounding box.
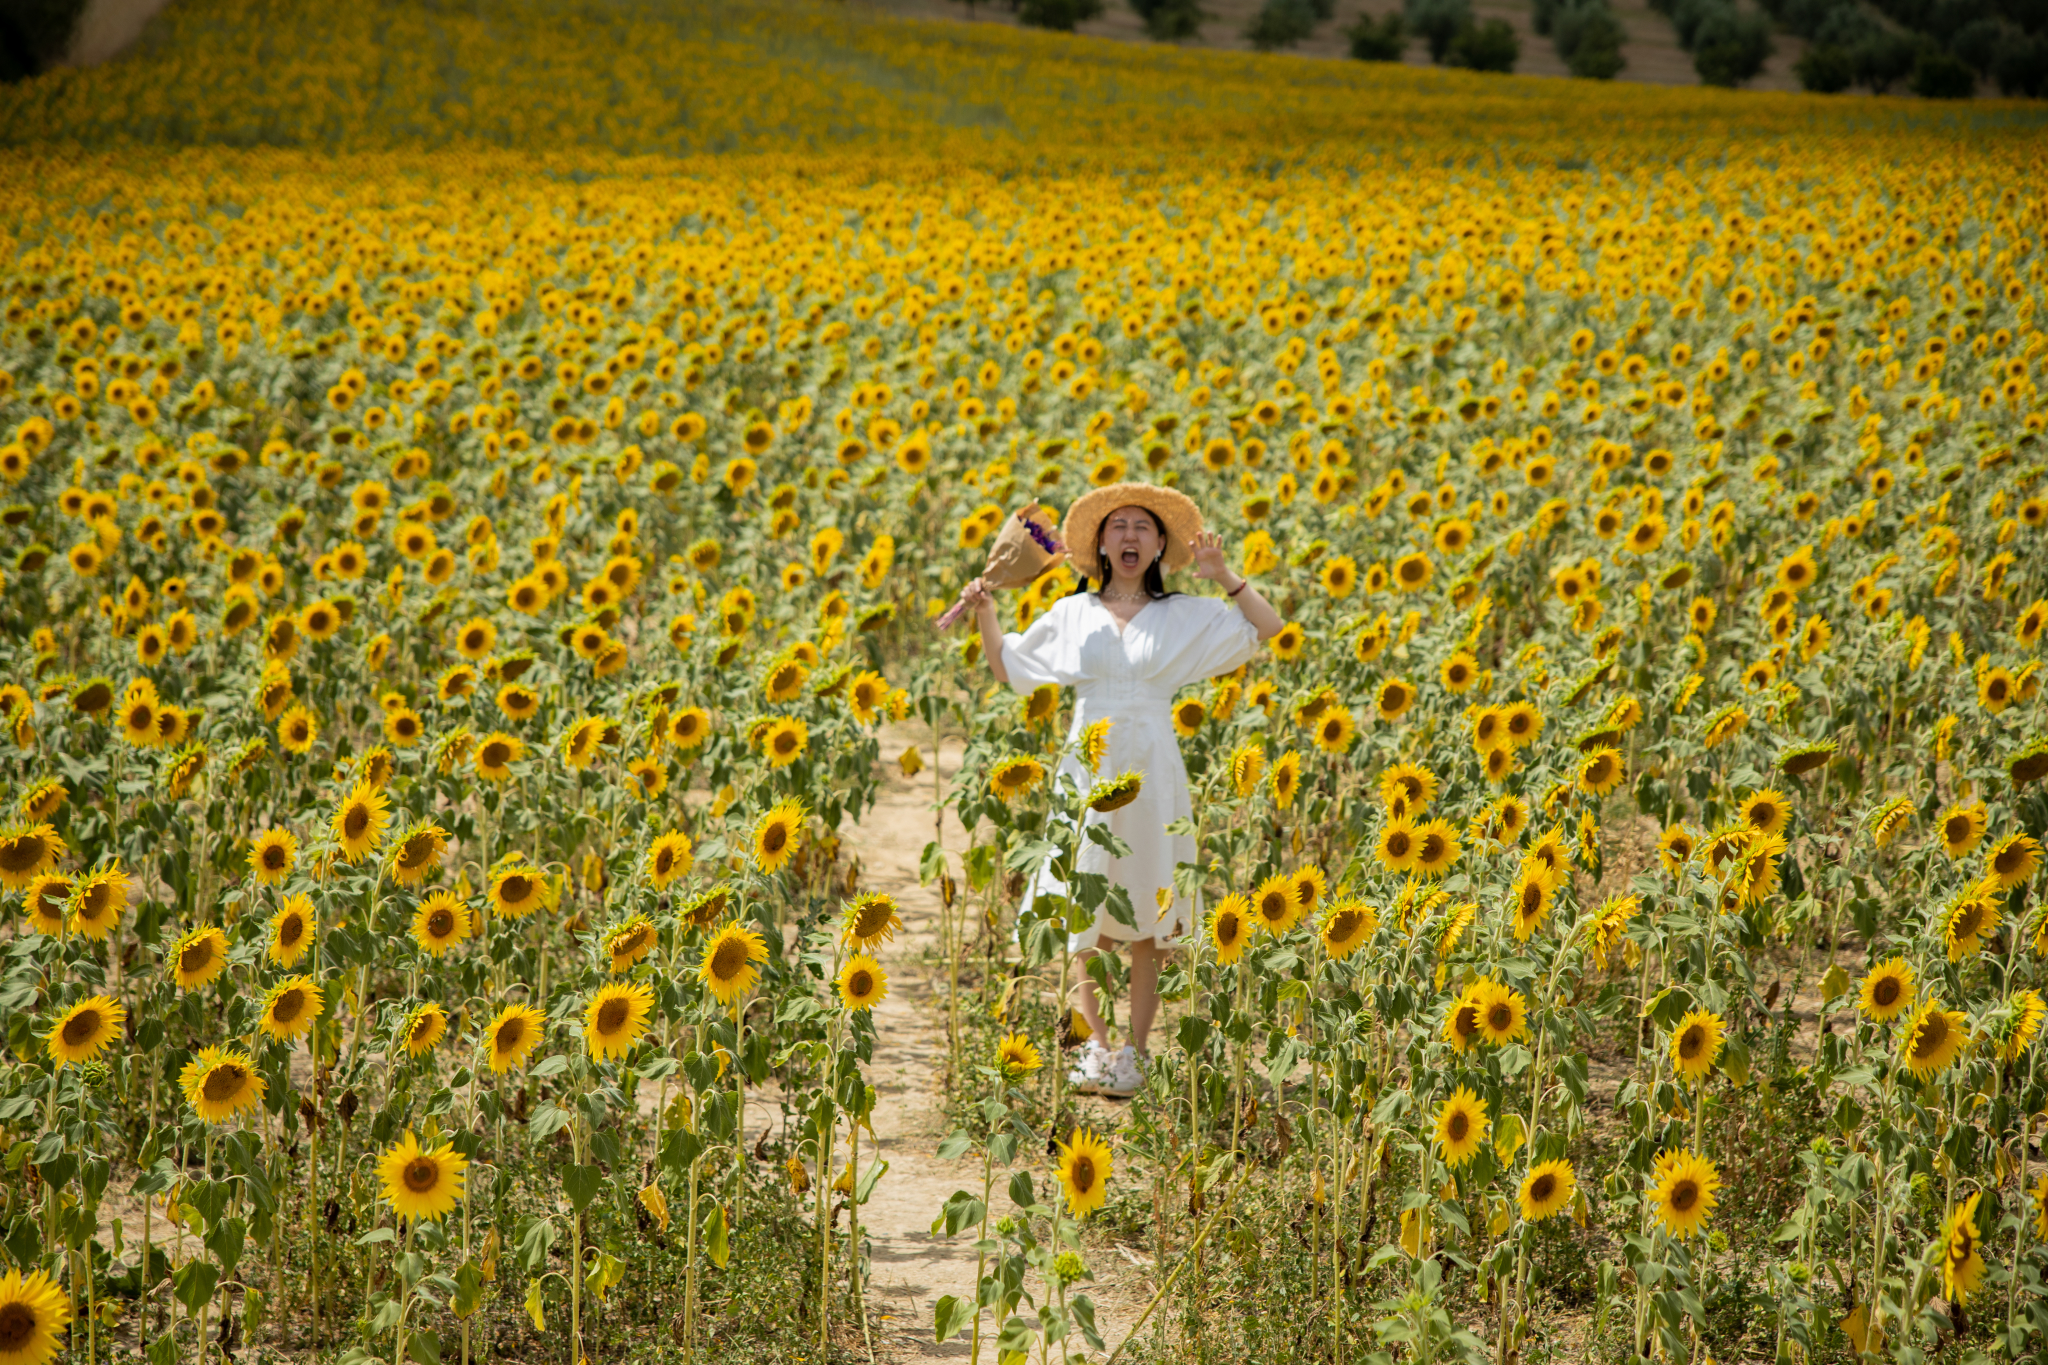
[1189,529,1231,582]
[960,576,994,612]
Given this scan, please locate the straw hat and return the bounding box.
[1062,482,1204,575]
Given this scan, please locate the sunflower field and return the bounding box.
[3,0,2048,1362]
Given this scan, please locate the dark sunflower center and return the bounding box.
[428,910,454,938]
[403,1157,439,1193]
[1072,1156,1095,1191]
[0,1302,35,1350]
[712,939,749,978]
[272,990,304,1023]
[496,1021,525,1051]
[597,997,631,1033]
[1669,1179,1698,1213]
[763,825,789,855]
[501,875,532,902]
[1679,1028,1703,1060]
[1947,818,1971,844]
[482,742,511,767]
[1447,1112,1468,1141]
[1420,834,1446,863]
[202,1065,246,1102]
[61,1009,102,1046]
[344,805,370,840]
[1386,833,1411,858]
[400,836,435,869]
[1915,1016,1949,1056]
[280,915,304,947]
[1873,977,1900,1007]
[263,845,288,870]
[1487,1004,1512,1031]
[181,941,215,974]
[849,971,873,997]
[1530,1174,1555,1203]
[1522,885,1542,915]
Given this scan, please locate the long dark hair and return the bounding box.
[1078,508,1176,600]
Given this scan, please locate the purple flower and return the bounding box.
[1024,519,1061,555]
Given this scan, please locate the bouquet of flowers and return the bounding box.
[934,502,1064,629]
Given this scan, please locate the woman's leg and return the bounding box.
[1073,934,1112,1043]
[1127,936,1165,1054]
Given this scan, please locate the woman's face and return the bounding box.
[1100,506,1164,578]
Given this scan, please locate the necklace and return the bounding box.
[1100,587,1149,603]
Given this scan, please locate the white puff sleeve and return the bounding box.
[1155,596,1261,690]
[1000,595,1086,694]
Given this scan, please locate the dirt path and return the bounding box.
[850,724,1150,1362]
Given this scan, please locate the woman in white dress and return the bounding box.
[955,483,1284,1097]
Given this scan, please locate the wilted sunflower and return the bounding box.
[1518,1160,1575,1222]
[1858,958,1915,1022]
[1251,874,1300,935]
[0,1269,71,1365]
[488,864,551,919]
[412,891,471,955]
[1434,1087,1488,1167]
[1056,1129,1112,1218]
[1900,1000,1967,1078]
[67,864,127,940]
[1999,989,2046,1061]
[1319,901,1376,959]
[606,917,657,972]
[1209,894,1251,965]
[1649,1149,1720,1238]
[646,831,695,889]
[988,755,1046,803]
[330,780,391,864]
[249,828,298,886]
[699,922,770,1007]
[1669,1009,1724,1082]
[18,779,65,823]
[404,1003,449,1057]
[1085,773,1143,813]
[258,977,324,1041]
[842,893,902,949]
[484,1004,546,1073]
[270,895,314,967]
[168,925,229,991]
[1941,1192,1987,1301]
[46,995,124,1068]
[389,820,449,887]
[752,800,807,875]
[1777,739,1836,778]
[0,822,64,891]
[584,982,655,1061]
[837,954,888,1011]
[378,1130,468,1223]
[181,1045,265,1123]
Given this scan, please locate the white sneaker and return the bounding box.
[1099,1046,1144,1099]
[1067,1040,1111,1095]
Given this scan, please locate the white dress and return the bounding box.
[1001,591,1262,944]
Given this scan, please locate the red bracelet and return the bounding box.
[1228,579,1249,598]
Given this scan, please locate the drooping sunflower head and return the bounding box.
[46,994,125,1068]
[1085,772,1144,814]
[699,922,770,1007]
[1209,894,1251,965]
[836,953,888,1012]
[842,892,902,950]
[1942,1192,1987,1302]
[169,926,229,991]
[378,1130,469,1223]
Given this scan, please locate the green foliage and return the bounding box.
[1404,0,1473,61]
[1793,42,1856,90]
[1244,0,1333,50]
[1017,0,1107,31]
[1346,9,1409,59]
[1445,16,1520,70]
[0,0,84,82]
[1130,0,1209,41]
[1909,41,1978,94]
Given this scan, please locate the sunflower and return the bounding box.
[1669,1010,1724,1082]
[18,780,65,823]
[584,982,656,1061]
[249,828,298,886]
[989,755,1046,803]
[46,995,125,1068]
[606,917,657,972]
[169,925,229,991]
[484,1004,546,1073]
[1392,551,1432,592]
[1941,1192,1987,1301]
[378,1130,469,1223]
[488,865,551,919]
[0,822,64,891]
[1413,819,1460,877]
[1081,719,1114,773]
[1900,1000,1967,1078]
[1937,802,1988,858]
[474,730,525,781]
[1379,762,1437,812]
[259,976,324,1041]
[1434,1087,1489,1167]
[1648,1149,1721,1238]
[270,895,314,967]
[1857,958,1915,1022]
[181,1045,266,1123]
[276,703,318,754]
[1576,746,1624,797]
[1509,866,1552,942]
[646,831,695,889]
[1375,818,1419,874]
[1986,833,2042,891]
[1737,788,1791,838]
[1657,825,1696,875]
[1475,981,1529,1046]
[699,922,770,1007]
[1319,902,1377,959]
[996,1032,1043,1077]
[1502,701,1543,748]
[1311,704,1356,754]
[1518,1159,1575,1222]
[330,780,391,864]
[0,1269,70,1365]
[2001,989,2046,1061]
[843,892,903,949]
[388,820,449,888]
[837,953,888,1011]
[1291,865,1328,919]
[1270,750,1301,810]
[1944,886,1998,961]
[1443,981,1488,1053]
[412,891,470,955]
[404,1003,449,1057]
[67,864,127,940]
[668,706,712,750]
[752,800,807,875]
[1868,796,1913,849]
[1375,677,1414,721]
[1056,1129,1112,1218]
[1086,773,1144,813]
[1209,894,1251,965]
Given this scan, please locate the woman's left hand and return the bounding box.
[1190,529,1231,583]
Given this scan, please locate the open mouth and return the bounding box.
[1118,547,1141,570]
